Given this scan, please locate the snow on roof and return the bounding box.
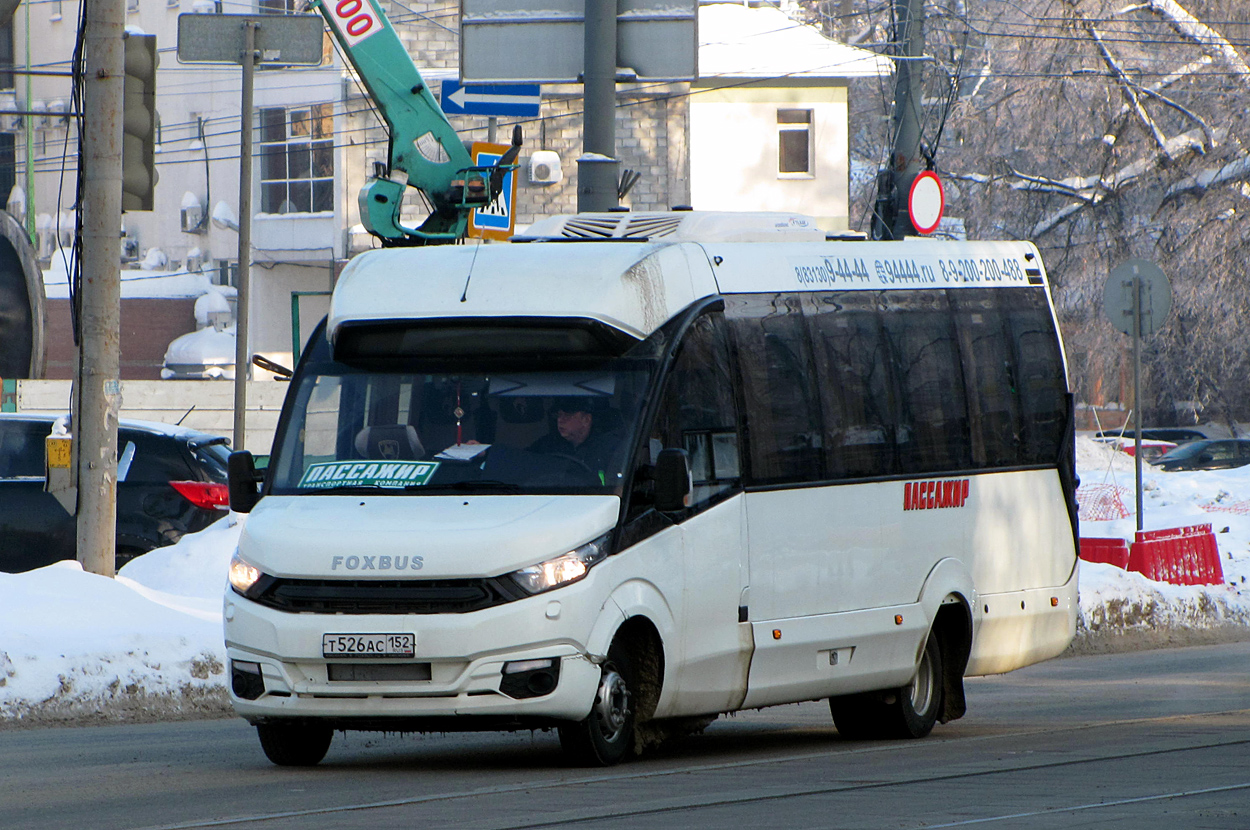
[698,3,892,81]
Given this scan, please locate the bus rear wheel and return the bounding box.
[256,721,334,766]
[888,632,943,738]
[830,633,943,740]
[559,643,636,766]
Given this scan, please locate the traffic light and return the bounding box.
[122,33,157,212]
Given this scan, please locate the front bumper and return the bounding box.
[224,584,606,726]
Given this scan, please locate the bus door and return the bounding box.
[626,311,751,715]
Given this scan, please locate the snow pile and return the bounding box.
[1070,436,1250,651]
[2,437,1249,725]
[0,518,240,724]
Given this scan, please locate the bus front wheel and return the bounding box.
[559,643,636,766]
[256,721,334,766]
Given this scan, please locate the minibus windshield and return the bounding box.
[268,358,656,496]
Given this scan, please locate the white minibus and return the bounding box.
[225,211,1078,766]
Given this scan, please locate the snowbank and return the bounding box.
[0,518,240,725]
[2,437,1249,727]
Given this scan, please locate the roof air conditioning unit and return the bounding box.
[529,150,562,185]
[181,192,207,234]
[181,205,206,234]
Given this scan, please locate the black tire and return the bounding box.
[830,633,943,740]
[115,548,146,570]
[255,721,334,767]
[829,692,880,740]
[882,632,943,739]
[559,643,637,766]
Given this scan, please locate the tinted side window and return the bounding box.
[726,294,823,484]
[191,442,231,481]
[122,432,195,483]
[806,291,899,478]
[1206,442,1236,464]
[1005,291,1067,464]
[0,422,49,478]
[950,290,1025,467]
[879,290,971,473]
[649,312,741,508]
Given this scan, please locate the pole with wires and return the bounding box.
[872,0,925,240]
[77,0,125,577]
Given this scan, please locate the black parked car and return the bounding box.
[1095,427,1211,444]
[0,413,232,572]
[1149,438,1250,472]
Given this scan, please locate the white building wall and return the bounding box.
[17,0,877,376]
[689,83,851,231]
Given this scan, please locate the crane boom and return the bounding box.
[311,0,519,244]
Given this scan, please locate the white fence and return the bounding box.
[15,380,287,454]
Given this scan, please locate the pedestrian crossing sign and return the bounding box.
[468,142,517,241]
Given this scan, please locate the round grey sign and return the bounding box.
[1104,260,1171,337]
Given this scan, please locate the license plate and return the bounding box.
[322,633,415,658]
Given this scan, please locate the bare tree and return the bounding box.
[807,0,1250,426]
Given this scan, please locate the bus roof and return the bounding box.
[329,239,718,342]
[329,213,1050,343]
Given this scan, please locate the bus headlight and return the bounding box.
[511,534,610,595]
[228,550,265,595]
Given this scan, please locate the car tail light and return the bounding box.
[169,480,230,510]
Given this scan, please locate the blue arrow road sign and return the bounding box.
[440,81,541,117]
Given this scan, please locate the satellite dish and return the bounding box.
[0,209,45,378]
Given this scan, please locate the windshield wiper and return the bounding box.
[302,484,404,495]
[414,480,523,494]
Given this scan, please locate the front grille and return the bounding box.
[250,576,527,614]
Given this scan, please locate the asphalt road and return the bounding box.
[3,642,1249,830]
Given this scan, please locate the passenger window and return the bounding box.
[649,312,741,508]
[727,294,823,484]
[0,423,49,478]
[1208,442,1234,463]
[807,291,899,479]
[950,290,1025,467]
[122,432,194,483]
[879,290,971,473]
[1007,292,1067,464]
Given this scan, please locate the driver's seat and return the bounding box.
[354,425,424,461]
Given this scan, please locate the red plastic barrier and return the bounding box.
[1127,524,1224,586]
[1079,537,1131,569]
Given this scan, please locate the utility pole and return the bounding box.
[78,0,125,576]
[233,21,256,453]
[872,0,925,240]
[577,0,620,212]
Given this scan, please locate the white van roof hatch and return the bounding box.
[516,210,832,243]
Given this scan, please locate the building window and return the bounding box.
[777,109,813,177]
[0,22,12,89]
[259,0,299,12]
[259,104,334,215]
[213,260,238,288]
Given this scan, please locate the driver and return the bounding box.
[529,397,621,478]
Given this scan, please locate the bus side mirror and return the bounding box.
[654,448,692,513]
[228,451,264,513]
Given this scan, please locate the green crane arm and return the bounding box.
[311,0,518,244]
